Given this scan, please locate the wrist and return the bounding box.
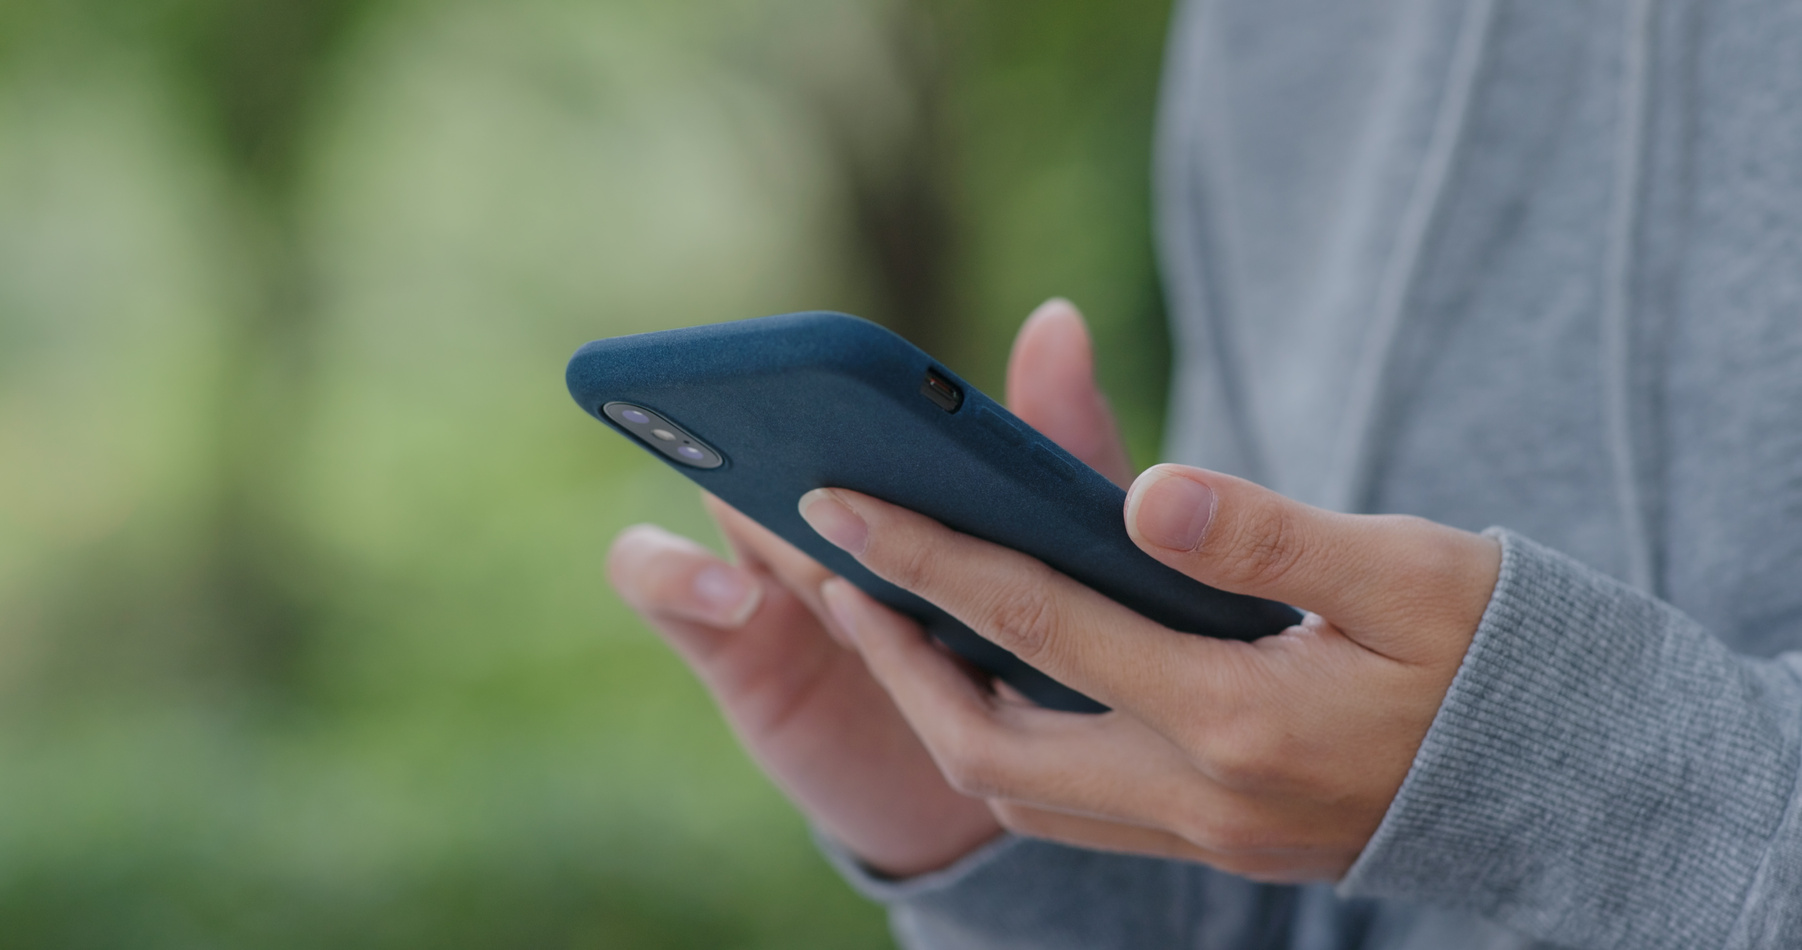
[825,797,1003,879]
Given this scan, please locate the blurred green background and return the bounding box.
[0,0,1173,945]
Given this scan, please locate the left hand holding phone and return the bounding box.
[606,299,1125,877]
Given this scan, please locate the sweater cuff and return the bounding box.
[1339,529,1802,949]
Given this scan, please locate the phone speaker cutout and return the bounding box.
[920,369,963,412]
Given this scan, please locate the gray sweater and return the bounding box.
[825,0,1802,947]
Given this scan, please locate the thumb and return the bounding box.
[1123,465,1498,659]
[1006,298,1134,488]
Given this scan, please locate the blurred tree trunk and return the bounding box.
[889,0,1175,452]
[177,0,373,691]
[809,0,1171,405]
[849,6,957,360]
[795,1,961,360]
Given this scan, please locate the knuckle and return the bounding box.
[934,722,1008,798]
[1200,717,1288,790]
[978,584,1062,664]
[1214,503,1306,591]
[884,531,941,593]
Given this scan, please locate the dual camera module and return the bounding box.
[602,402,725,469]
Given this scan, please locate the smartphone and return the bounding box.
[567,311,1300,712]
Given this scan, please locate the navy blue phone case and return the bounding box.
[566,312,1301,712]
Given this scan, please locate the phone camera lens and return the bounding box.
[599,401,723,469]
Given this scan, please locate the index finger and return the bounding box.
[799,487,1260,723]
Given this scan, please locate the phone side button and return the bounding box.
[977,407,1031,447]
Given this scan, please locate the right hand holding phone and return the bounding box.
[607,299,1125,876]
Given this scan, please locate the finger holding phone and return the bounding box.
[802,461,1500,881]
[607,299,1129,877]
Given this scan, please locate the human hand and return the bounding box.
[799,461,1501,882]
[606,299,1129,876]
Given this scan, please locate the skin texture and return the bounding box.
[607,298,1501,882]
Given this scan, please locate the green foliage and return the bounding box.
[0,0,1173,944]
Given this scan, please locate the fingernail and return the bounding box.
[798,489,868,554]
[693,563,761,627]
[1131,469,1216,552]
[819,578,864,648]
